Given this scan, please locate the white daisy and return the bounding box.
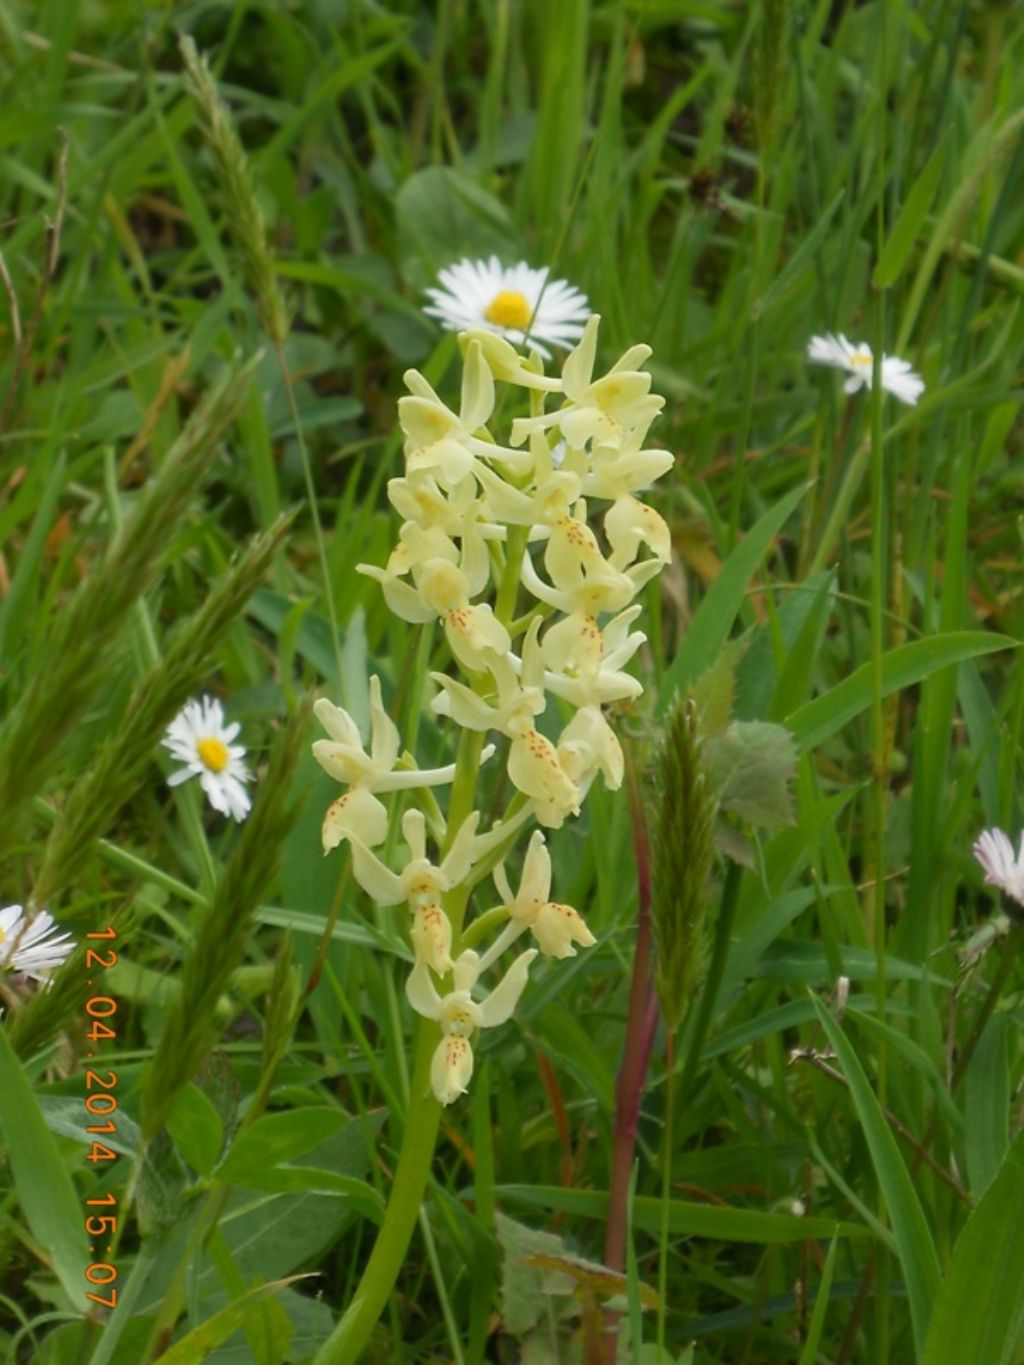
[162,696,252,822]
[0,905,74,982]
[807,332,924,406]
[973,828,1024,909]
[423,256,590,358]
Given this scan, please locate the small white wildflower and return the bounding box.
[973,828,1024,910]
[424,256,590,358]
[0,905,74,982]
[807,332,924,406]
[163,696,252,822]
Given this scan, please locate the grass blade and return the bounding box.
[788,633,1016,752]
[812,997,940,1357]
[0,1024,89,1310]
[495,1184,867,1244]
[921,1123,1024,1365]
[660,482,810,710]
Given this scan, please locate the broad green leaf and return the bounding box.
[788,632,1016,752]
[0,1026,89,1310]
[167,1082,224,1177]
[873,136,947,287]
[215,1107,348,1182]
[922,1124,1024,1365]
[218,1165,383,1222]
[660,482,810,710]
[813,998,940,1357]
[496,1212,577,1335]
[39,1096,140,1158]
[495,1185,867,1243]
[395,167,518,289]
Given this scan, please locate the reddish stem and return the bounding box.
[598,752,660,1363]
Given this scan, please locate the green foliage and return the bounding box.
[921,1126,1024,1365]
[0,0,1022,1360]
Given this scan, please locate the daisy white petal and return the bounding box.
[0,904,74,982]
[424,256,590,358]
[973,827,1024,907]
[162,696,252,822]
[806,331,924,406]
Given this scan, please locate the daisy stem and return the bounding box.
[869,14,891,1361]
[950,923,1024,1093]
[273,341,346,700]
[805,428,867,579]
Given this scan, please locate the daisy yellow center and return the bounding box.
[197,736,230,773]
[485,290,532,330]
[850,348,872,369]
[0,927,6,944]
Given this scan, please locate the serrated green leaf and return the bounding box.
[495,1212,577,1336]
[705,720,796,829]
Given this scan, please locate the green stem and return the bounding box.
[870,14,890,1362]
[274,341,346,696]
[677,860,741,1097]
[950,924,1024,1093]
[314,446,528,1361]
[656,1034,676,1354]
[312,1021,442,1364]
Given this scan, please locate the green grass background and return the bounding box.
[1,1,1023,1361]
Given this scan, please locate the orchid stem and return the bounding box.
[312,1020,442,1364]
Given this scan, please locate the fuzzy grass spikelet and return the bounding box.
[0,359,258,860]
[140,701,307,1138]
[179,34,289,346]
[651,697,717,1033]
[753,0,791,153]
[31,511,296,908]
